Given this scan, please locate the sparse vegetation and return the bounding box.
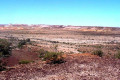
[43,52,64,64]
[0,25,120,79]
[0,60,6,71]
[19,60,32,64]
[18,38,31,48]
[77,50,81,53]
[50,41,59,43]
[26,38,30,42]
[0,39,11,56]
[38,49,48,58]
[0,39,11,71]
[93,45,102,48]
[54,44,58,52]
[115,51,120,59]
[38,49,64,64]
[92,49,103,57]
[18,40,26,48]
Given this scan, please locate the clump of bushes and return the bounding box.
[115,51,120,59]
[18,40,26,48]
[44,52,64,64]
[26,38,30,42]
[38,49,48,58]
[92,50,103,57]
[0,39,11,71]
[93,45,102,48]
[19,60,32,64]
[0,60,6,71]
[38,49,64,64]
[18,38,31,48]
[0,39,11,56]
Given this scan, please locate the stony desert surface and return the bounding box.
[0,53,120,80]
[0,24,120,80]
[0,25,120,54]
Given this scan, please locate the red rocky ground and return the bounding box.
[0,53,120,80]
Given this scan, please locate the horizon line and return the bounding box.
[0,24,119,28]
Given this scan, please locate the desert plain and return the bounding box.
[0,24,120,80]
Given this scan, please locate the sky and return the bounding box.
[0,0,120,27]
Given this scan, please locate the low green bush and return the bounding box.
[92,50,103,57]
[38,49,64,64]
[18,40,26,48]
[115,51,120,59]
[19,60,32,64]
[38,49,48,58]
[18,38,31,48]
[0,52,2,57]
[0,39,11,56]
[0,38,11,71]
[0,60,6,71]
[26,38,30,42]
[43,52,64,64]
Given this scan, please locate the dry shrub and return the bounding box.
[92,50,103,57]
[19,60,32,64]
[115,51,120,59]
[39,49,64,64]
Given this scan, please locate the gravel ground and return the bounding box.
[0,53,120,80]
